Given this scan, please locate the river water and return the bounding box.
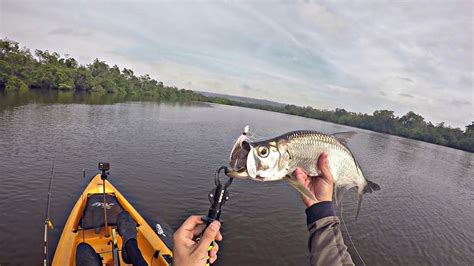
[0,94,472,265]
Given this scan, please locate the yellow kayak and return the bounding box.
[52,173,173,265]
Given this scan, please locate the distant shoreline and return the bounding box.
[200,95,473,153]
[1,38,472,153]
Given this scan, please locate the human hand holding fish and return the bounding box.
[293,152,333,208]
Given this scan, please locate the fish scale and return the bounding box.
[283,131,363,186]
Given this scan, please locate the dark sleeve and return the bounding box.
[305,202,354,266]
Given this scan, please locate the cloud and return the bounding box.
[398,93,414,99]
[48,28,91,36]
[327,85,363,97]
[48,28,74,35]
[241,84,254,92]
[396,77,414,83]
[450,99,471,106]
[1,0,472,128]
[296,2,347,37]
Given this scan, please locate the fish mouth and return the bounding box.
[226,169,265,180]
[228,141,252,178]
[225,168,250,178]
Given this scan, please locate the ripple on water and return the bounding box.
[0,102,473,265]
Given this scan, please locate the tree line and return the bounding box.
[242,103,473,152]
[0,39,206,101]
[1,39,472,152]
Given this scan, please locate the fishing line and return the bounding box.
[246,132,258,142]
[246,126,263,141]
[43,121,62,265]
[81,168,85,243]
[43,152,57,266]
[340,204,366,266]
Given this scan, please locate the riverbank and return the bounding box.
[1,38,472,152]
[1,90,472,153]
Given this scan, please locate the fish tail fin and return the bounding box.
[355,180,380,220]
[363,180,381,194]
[287,175,317,202]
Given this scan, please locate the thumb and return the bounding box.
[317,153,333,183]
[195,221,221,255]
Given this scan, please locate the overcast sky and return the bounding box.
[1,0,473,128]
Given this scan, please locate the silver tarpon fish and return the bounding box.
[227,129,380,218]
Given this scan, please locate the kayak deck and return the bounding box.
[52,174,172,265]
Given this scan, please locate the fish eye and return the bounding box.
[257,146,269,158]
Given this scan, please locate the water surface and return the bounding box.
[0,95,472,265]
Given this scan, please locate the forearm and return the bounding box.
[306,202,354,266]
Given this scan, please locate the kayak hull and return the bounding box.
[52,174,172,265]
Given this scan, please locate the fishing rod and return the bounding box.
[43,154,57,266]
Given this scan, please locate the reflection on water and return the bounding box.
[0,91,209,112]
[0,93,473,265]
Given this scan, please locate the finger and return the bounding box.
[192,225,222,241]
[210,253,218,264]
[317,153,333,183]
[192,223,206,237]
[210,242,219,258]
[178,215,204,232]
[195,221,221,255]
[175,216,205,241]
[192,226,222,245]
[293,168,308,185]
[215,231,223,242]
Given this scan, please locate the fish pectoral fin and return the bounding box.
[335,183,355,206]
[332,131,357,145]
[286,175,317,203]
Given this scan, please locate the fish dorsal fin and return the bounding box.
[332,131,357,145]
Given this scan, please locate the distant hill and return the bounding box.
[197,91,286,108]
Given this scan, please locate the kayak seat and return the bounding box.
[80,194,124,230]
[75,242,101,266]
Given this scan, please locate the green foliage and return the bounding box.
[0,38,201,101]
[216,101,473,152]
[203,99,473,152]
[0,38,472,152]
[5,76,28,93]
